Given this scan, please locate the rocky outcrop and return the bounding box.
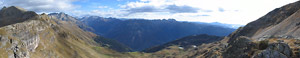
[3,20,44,58]
[252,43,292,58]
[223,36,256,58]
[266,43,292,57]
[253,50,288,58]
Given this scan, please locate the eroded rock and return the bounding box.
[266,43,292,57]
[253,50,288,58]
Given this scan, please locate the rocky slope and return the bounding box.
[48,12,132,52]
[121,1,300,58]
[143,34,223,53]
[0,6,132,58]
[3,0,300,57]
[48,12,94,32]
[145,1,300,58]
[80,17,235,51]
[222,1,300,58]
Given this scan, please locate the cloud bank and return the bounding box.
[117,0,298,24]
[0,0,298,25]
[0,0,78,12]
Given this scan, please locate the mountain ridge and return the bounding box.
[0,6,38,27]
[0,6,134,58]
[48,12,132,52]
[80,16,236,51]
[133,1,300,58]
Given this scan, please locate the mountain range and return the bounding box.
[0,6,137,58]
[194,22,244,29]
[79,16,236,51]
[143,1,300,58]
[1,0,300,58]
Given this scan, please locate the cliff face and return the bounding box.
[0,6,130,58]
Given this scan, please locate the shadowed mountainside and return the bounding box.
[80,17,235,51]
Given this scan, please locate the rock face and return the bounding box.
[253,43,292,58]
[266,43,293,57]
[253,50,288,58]
[223,36,255,58]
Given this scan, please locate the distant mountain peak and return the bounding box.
[49,12,68,16]
[48,12,78,22]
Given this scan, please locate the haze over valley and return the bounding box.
[0,0,300,58]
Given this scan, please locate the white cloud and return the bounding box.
[69,9,126,18]
[118,0,298,25]
[0,0,3,6]
[98,6,108,8]
[0,0,78,12]
[1,0,298,25]
[117,0,123,1]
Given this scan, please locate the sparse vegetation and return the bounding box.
[94,36,132,52]
[0,29,6,35]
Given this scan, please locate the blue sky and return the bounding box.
[72,0,134,11]
[0,0,298,25]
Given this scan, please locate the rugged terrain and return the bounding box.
[0,6,133,58]
[80,16,235,51]
[143,34,223,53]
[143,1,300,58]
[48,12,132,52]
[2,0,300,58]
